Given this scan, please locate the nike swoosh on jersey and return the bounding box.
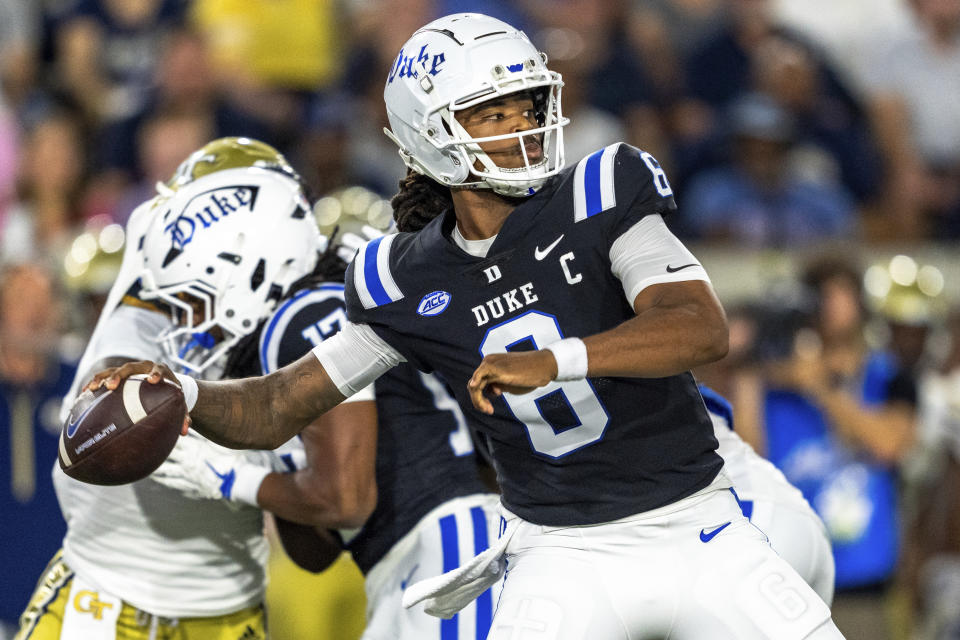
[666,263,699,273]
[534,234,565,261]
[699,521,731,543]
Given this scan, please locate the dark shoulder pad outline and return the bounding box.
[258,284,347,374]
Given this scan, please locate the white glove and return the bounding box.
[150,431,278,507]
[273,436,308,472]
[336,224,391,263]
[402,516,517,618]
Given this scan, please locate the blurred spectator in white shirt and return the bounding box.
[865,0,960,240]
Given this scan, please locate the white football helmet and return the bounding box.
[139,163,321,377]
[383,13,568,197]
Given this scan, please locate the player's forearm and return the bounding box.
[583,298,728,378]
[257,470,376,530]
[191,355,346,450]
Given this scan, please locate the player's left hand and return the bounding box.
[468,351,558,414]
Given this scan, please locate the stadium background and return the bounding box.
[2,0,959,638]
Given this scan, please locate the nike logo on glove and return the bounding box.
[207,463,236,500]
[666,263,699,273]
[699,522,731,543]
[534,235,564,261]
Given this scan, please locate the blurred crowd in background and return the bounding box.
[1,0,960,639]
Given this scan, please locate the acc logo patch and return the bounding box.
[417,291,451,316]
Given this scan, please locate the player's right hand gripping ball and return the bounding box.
[59,374,186,485]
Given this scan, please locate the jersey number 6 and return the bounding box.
[479,311,609,457]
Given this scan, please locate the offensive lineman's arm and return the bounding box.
[256,400,378,529]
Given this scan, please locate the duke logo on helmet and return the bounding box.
[138,138,322,376]
[387,45,446,84]
[163,185,259,254]
[417,291,451,316]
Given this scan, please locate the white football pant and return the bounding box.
[363,494,502,640]
[487,478,844,640]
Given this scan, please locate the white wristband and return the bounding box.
[231,464,272,507]
[173,372,199,411]
[544,337,588,381]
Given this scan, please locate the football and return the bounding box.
[58,374,186,485]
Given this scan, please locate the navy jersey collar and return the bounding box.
[423,171,567,262]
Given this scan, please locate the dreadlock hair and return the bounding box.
[391,170,454,232]
[220,317,267,379]
[221,229,350,380]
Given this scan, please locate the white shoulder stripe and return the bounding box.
[353,242,375,310]
[377,234,403,303]
[573,142,621,223]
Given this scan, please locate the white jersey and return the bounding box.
[363,494,502,640]
[55,304,271,617]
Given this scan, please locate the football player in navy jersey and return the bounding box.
[92,13,845,640]
[260,234,501,640]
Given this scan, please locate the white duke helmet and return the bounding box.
[139,139,321,376]
[383,13,568,197]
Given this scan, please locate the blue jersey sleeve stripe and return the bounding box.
[584,149,604,217]
[354,235,403,309]
[573,143,620,222]
[470,506,493,639]
[439,514,460,640]
[363,236,392,306]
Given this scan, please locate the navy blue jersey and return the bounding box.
[259,283,488,574]
[345,143,722,526]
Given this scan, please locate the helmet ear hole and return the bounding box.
[532,88,549,126]
[250,258,266,291]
